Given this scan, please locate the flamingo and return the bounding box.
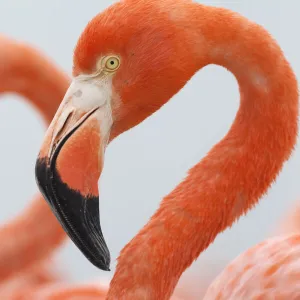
[0,34,69,297]
[203,234,300,299]
[35,0,298,299]
[0,34,70,279]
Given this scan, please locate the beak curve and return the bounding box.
[35,79,112,271]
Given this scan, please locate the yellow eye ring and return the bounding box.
[103,56,120,72]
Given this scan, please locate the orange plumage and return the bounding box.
[11,0,299,299]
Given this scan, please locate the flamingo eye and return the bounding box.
[102,56,120,72]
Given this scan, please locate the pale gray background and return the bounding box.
[0,0,299,297]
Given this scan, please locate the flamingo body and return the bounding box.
[204,234,300,299]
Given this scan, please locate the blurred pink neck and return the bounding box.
[0,36,70,280]
[0,38,69,123]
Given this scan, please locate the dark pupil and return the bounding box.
[110,60,115,65]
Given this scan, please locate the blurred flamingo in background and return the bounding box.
[35,0,298,299]
[0,34,69,298]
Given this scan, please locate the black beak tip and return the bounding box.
[88,249,111,271]
[102,264,111,272]
[35,157,111,272]
[89,256,111,271]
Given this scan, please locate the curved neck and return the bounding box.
[0,38,70,123]
[108,4,298,299]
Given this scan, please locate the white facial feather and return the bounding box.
[48,75,114,158]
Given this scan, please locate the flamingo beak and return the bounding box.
[35,78,113,271]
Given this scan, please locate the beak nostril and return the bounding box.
[74,90,82,97]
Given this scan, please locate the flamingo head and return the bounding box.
[35,0,202,270]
